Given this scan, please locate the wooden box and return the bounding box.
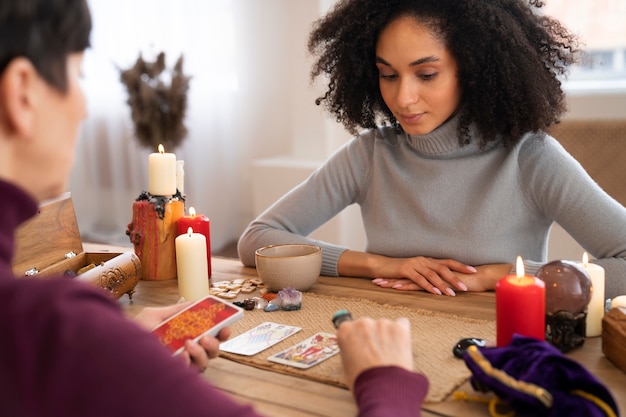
[602,306,626,374]
[12,193,140,299]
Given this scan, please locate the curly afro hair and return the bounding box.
[308,0,581,147]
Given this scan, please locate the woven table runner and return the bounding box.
[219,293,495,403]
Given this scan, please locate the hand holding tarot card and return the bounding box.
[151,295,243,356]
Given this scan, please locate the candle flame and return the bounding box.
[516,256,525,278]
[189,207,196,217]
[158,144,165,154]
[582,251,589,266]
[187,226,193,236]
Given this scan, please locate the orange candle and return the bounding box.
[177,207,212,278]
[496,256,546,346]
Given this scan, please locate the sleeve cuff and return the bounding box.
[315,243,349,276]
[353,366,428,416]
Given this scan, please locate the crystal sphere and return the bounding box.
[536,260,592,314]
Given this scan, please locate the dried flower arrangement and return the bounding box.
[120,52,191,150]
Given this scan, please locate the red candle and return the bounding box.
[496,256,545,346]
[177,207,212,278]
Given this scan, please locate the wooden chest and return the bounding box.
[602,306,626,374]
[12,193,140,299]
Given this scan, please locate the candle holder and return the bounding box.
[537,260,591,352]
[545,310,587,352]
[126,191,184,280]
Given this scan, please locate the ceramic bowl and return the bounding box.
[255,244,322,292]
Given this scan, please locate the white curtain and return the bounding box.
[70,0,334,251]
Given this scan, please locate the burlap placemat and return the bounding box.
[219,293,495,403]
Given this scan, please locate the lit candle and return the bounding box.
[148,144,177,196]
[496,256,546,347]
[175,227,210,301]
[581,252,605,337]
[177,207,212,278]
[176,160,185,194]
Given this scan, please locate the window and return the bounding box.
[544,1,626,92]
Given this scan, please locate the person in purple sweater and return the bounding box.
[0,1,428,416]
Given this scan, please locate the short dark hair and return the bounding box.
[308,0,581,147]
[0,0,91,92]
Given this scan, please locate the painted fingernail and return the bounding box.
[392,284,403,289]
[372,278,383,283]
[432,288,442,295]
[468,266,477,273]
[445,288,456,297]
[458,282,468,291]
[376,280,388,285]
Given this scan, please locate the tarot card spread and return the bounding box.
[268,332,339,369]
[219,322,301,356]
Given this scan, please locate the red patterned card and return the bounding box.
[151,295,243,355]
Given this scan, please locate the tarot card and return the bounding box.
[219,322,301,356]
[267,332,339,369]
[151,295,243,356]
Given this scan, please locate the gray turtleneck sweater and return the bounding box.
[238,115,626,298]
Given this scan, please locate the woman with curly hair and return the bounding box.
[238,0,626,299]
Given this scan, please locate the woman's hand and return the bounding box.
[336,317,414,391]
[133,302,232,372]
[337,251,510,296]
[373,263,511,294]
[338,251,476,296]
[371,256,476,295]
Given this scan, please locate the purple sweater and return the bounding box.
[0,179,428,417]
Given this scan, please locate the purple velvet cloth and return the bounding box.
[464,335,619,417]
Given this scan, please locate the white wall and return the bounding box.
[248,0,367,251]
[565,93,626,120]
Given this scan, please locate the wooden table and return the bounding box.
[99,248,624,417]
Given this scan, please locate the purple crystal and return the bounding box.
[277,287,302,311]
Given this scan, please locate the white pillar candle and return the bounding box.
[175,227,209,301]
[581,252,605,337]
[148,144,177,196]
[611,295,626,309]
[176,160,185,194]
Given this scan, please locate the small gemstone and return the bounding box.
[264,303,280,312]
[253,297,268,309]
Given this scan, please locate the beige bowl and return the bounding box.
[255,244,322,292]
